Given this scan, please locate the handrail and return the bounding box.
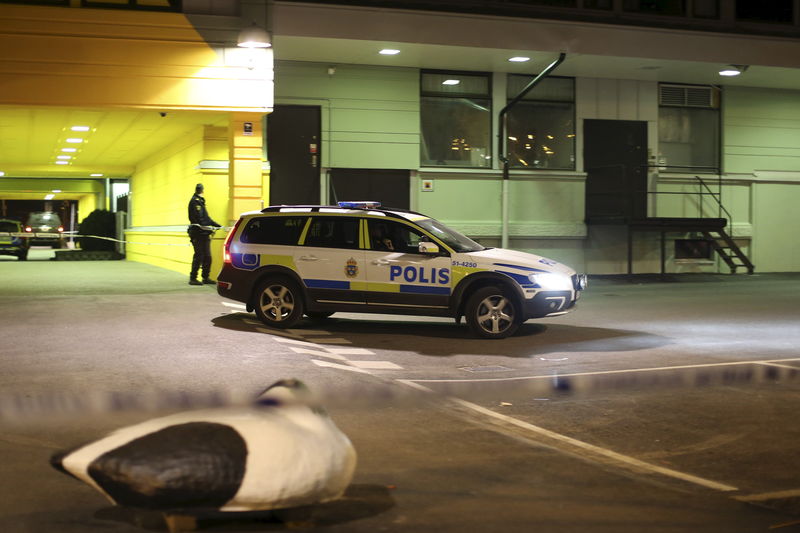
[694,175,733,223]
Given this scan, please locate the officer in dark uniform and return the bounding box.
[187,183,221,285]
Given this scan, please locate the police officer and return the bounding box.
[187,183,221,285]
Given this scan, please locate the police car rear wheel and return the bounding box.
[465,286,520,339]
[254,278,304,329]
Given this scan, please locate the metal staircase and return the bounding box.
[586,166,755,275]
[701,228,754,274]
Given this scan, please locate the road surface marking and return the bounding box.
[288,347,349,361]
[411,358,800,383]
[348,361,403,370]
[396,379,738,493]
[311,359,370,373]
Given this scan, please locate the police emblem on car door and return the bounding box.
[364,219,451,310]
[292,216,367,305]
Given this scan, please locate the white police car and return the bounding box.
[217,202,586,339]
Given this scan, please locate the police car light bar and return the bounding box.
[337,201,381,209]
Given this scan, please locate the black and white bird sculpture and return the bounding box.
[50,379,357,515]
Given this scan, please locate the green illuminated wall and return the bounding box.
[274,62,420,169]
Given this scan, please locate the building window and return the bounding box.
[420,71,492,168]
[737,0,793,24]
[623,0,686,16]
[693,0,719,18]
[506,75,575,170]
[658,84,720,173]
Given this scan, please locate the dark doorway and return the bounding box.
[267,105,321,205]
[329,169,410,210]
[584,119,648,223]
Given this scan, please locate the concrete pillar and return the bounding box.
[228,112,266,221]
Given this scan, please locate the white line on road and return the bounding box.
[348,361,404,370]
[222,302,247,309]
[288,347,349,361]
[734,488,800,502]
[396,379,739,493]
[411,358,800,383]
[325,347,376,355]
[311,359,371,373]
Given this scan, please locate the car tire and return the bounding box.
[306,311,335,320]
[17,251,27,261]
[253,277,305,329]
[464,285,520,339]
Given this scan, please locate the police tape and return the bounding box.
[0,226,231,247]
[0,361,797,422]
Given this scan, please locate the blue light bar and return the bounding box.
[337,201,382,209]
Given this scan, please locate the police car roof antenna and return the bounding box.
[497,52,566,248]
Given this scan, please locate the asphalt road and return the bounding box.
[1,250,799,532]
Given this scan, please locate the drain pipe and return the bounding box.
[498,53,566,249]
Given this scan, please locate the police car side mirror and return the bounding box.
[418,241,439,255]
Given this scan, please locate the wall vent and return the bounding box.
[659,84,719,108]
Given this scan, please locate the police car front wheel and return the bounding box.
[254,278,305,329]
[465,286,521,339]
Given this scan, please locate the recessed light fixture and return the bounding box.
[70,125,91,132]
[442,79,461,86]
[720,64,748,77]
[91,173,103,177]
[44,194,55,200]
[508,56,530,63]
[61,147,77,153]
[379,49,400,55]
[237,22,271,48]
[57,155,71,160]
[65,138,84,144]
[55,161,69,165]
[52,189,62,193]
[0,171,4,177]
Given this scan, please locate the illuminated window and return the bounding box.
[506,75,575,170]
[420,71,492,168]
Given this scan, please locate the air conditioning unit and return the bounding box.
[659,84,719,108]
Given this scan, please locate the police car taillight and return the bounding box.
[223,219,241,263]
[57,226,64,233]
[24,226,32,232]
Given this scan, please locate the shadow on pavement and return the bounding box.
[93,483,395,531]
[211,313,672,358]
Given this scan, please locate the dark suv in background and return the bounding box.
[24,212,65,248]
[0,219,30,260]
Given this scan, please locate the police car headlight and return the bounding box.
[530,273,573,291]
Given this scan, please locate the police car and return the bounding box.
[217,202,587,339]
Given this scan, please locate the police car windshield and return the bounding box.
[415,217,485,253]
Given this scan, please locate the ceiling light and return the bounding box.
[509,56,530,63]
[442,79,461,86]
[0,171,4,177]
[65,138,84,143]
[379,49,400,55]
[91,173,103,177]
[237,22,271,48]
[61,147,77,153]
[71,125,90,132]
[719,64,748,77]
[57,155,71,160]
[44,194,55,200]
[52,189,62,193]
[55,161,69,165]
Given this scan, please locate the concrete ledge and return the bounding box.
[55,250,124,261]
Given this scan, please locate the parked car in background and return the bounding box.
[24,212,65,248]
[0,219,30,260]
